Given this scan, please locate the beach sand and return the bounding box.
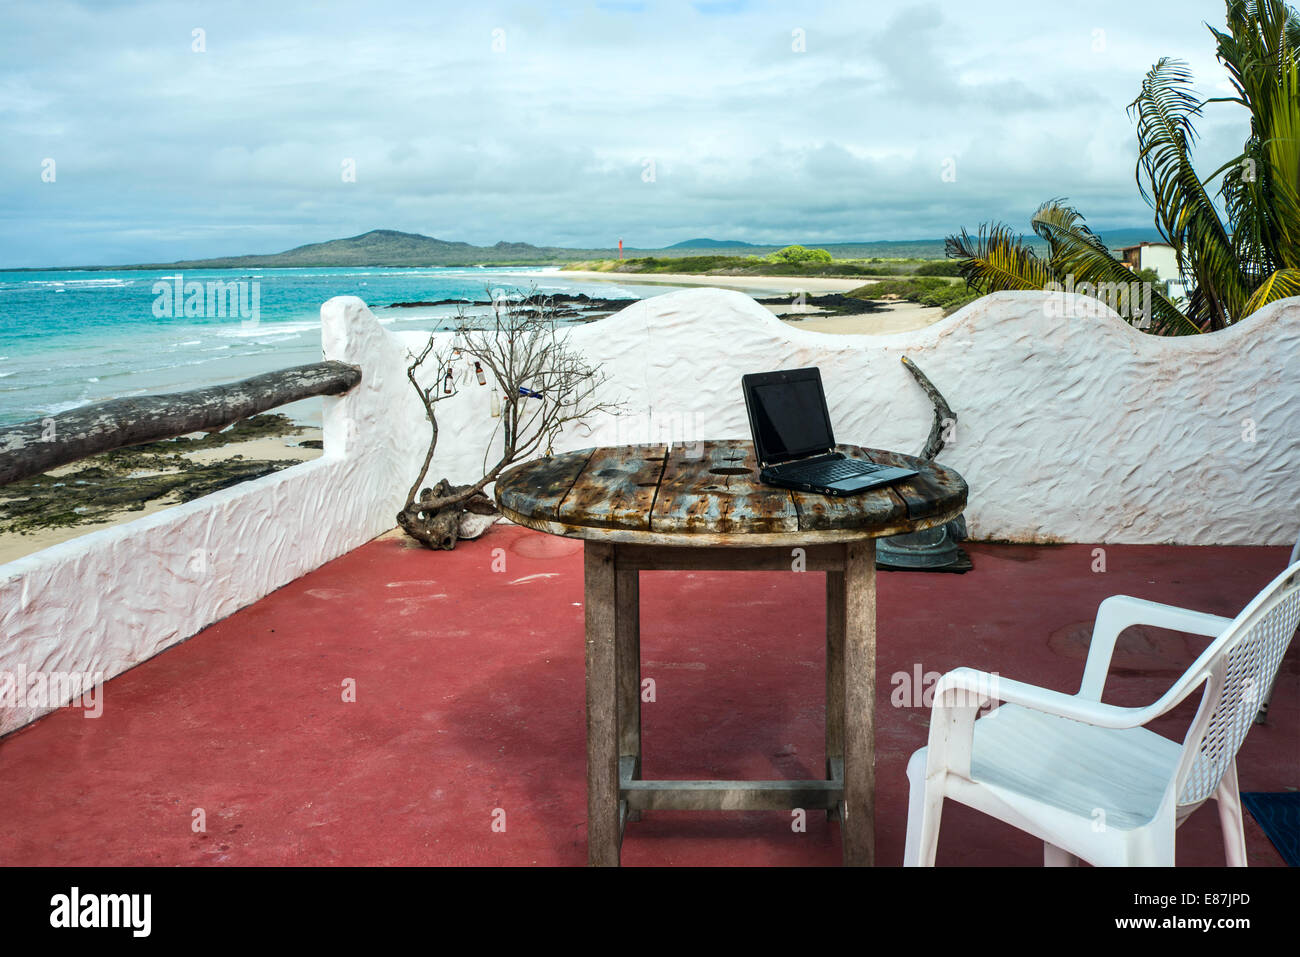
[556,269,872,294]
[778,300,947,334]
[0,429,323,565]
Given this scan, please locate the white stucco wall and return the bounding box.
[416,287,1300,547]
[2,287,1296,734]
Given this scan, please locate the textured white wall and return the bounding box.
[2,288,1296,734]
[416,287,1300,547]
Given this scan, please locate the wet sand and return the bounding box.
[0,429,322,565]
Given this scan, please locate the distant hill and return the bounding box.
[666,238,763,249]
[47,225,1166,271]
[114,229,612,269]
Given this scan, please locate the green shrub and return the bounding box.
[914,260,963,276]
[848,276,980,315]
[769,244,833,264]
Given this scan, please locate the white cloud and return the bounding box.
[0,0,1252,265]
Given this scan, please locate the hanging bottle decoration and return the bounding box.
[474,361,486,386]
[490,386,501,418]
[442,368,454,395]
[518,385,543,399]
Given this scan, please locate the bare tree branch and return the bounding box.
[397,287,623,549]
[901,355,956,460]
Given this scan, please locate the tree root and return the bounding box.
[396,478,499,550]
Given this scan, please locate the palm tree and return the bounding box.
[947,0,1300,334]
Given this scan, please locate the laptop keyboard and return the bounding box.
[778,458,886,481]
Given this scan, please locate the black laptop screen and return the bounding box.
[751,378,834,463]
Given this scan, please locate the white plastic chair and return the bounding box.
[903,561,1300,867]
[1256,531,1300,723]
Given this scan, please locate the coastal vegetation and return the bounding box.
[562,254,961,279]
[768,244,833,263]
[947,0,1300,334]
[847,277,981,316]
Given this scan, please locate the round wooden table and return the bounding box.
[495,439,967,866]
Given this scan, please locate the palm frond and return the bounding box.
[1030,200,1202,335]
[1129,57,1251,328]
[944,224,1056,293]
[1029,198,1112,259]
[1258,56,1300,267]
[1242,266,1300,313]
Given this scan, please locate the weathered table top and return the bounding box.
[494,439,967,546]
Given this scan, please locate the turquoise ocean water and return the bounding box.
[0,267,680,428]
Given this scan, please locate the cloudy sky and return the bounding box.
[0,0,1250,267]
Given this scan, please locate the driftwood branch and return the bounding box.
[0,360,361,486]
[397,287,622,550]
[900,356,955,460]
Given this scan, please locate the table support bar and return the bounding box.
[620,757,844,812]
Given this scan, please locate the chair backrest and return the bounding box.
[1175,562,1300,806]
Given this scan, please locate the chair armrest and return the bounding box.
[1077,596,1232,700]
[935,667,1148,728]
[922,667,1153,779]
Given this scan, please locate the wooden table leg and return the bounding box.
[825,563,845,822]
[584,541,620,866]
[616,559,642,822]
[842,539,877,866]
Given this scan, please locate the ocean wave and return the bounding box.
[42,398,89,415]
[213,320,318,339]
[17,278,135,288]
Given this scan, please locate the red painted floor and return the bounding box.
[0,526,1294,866]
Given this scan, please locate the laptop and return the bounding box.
[742,367,917,496]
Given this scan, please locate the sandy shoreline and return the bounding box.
[778,300,945,335]
[0,429,323,565]
[553,269,873,294]
[558,269,946,332]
